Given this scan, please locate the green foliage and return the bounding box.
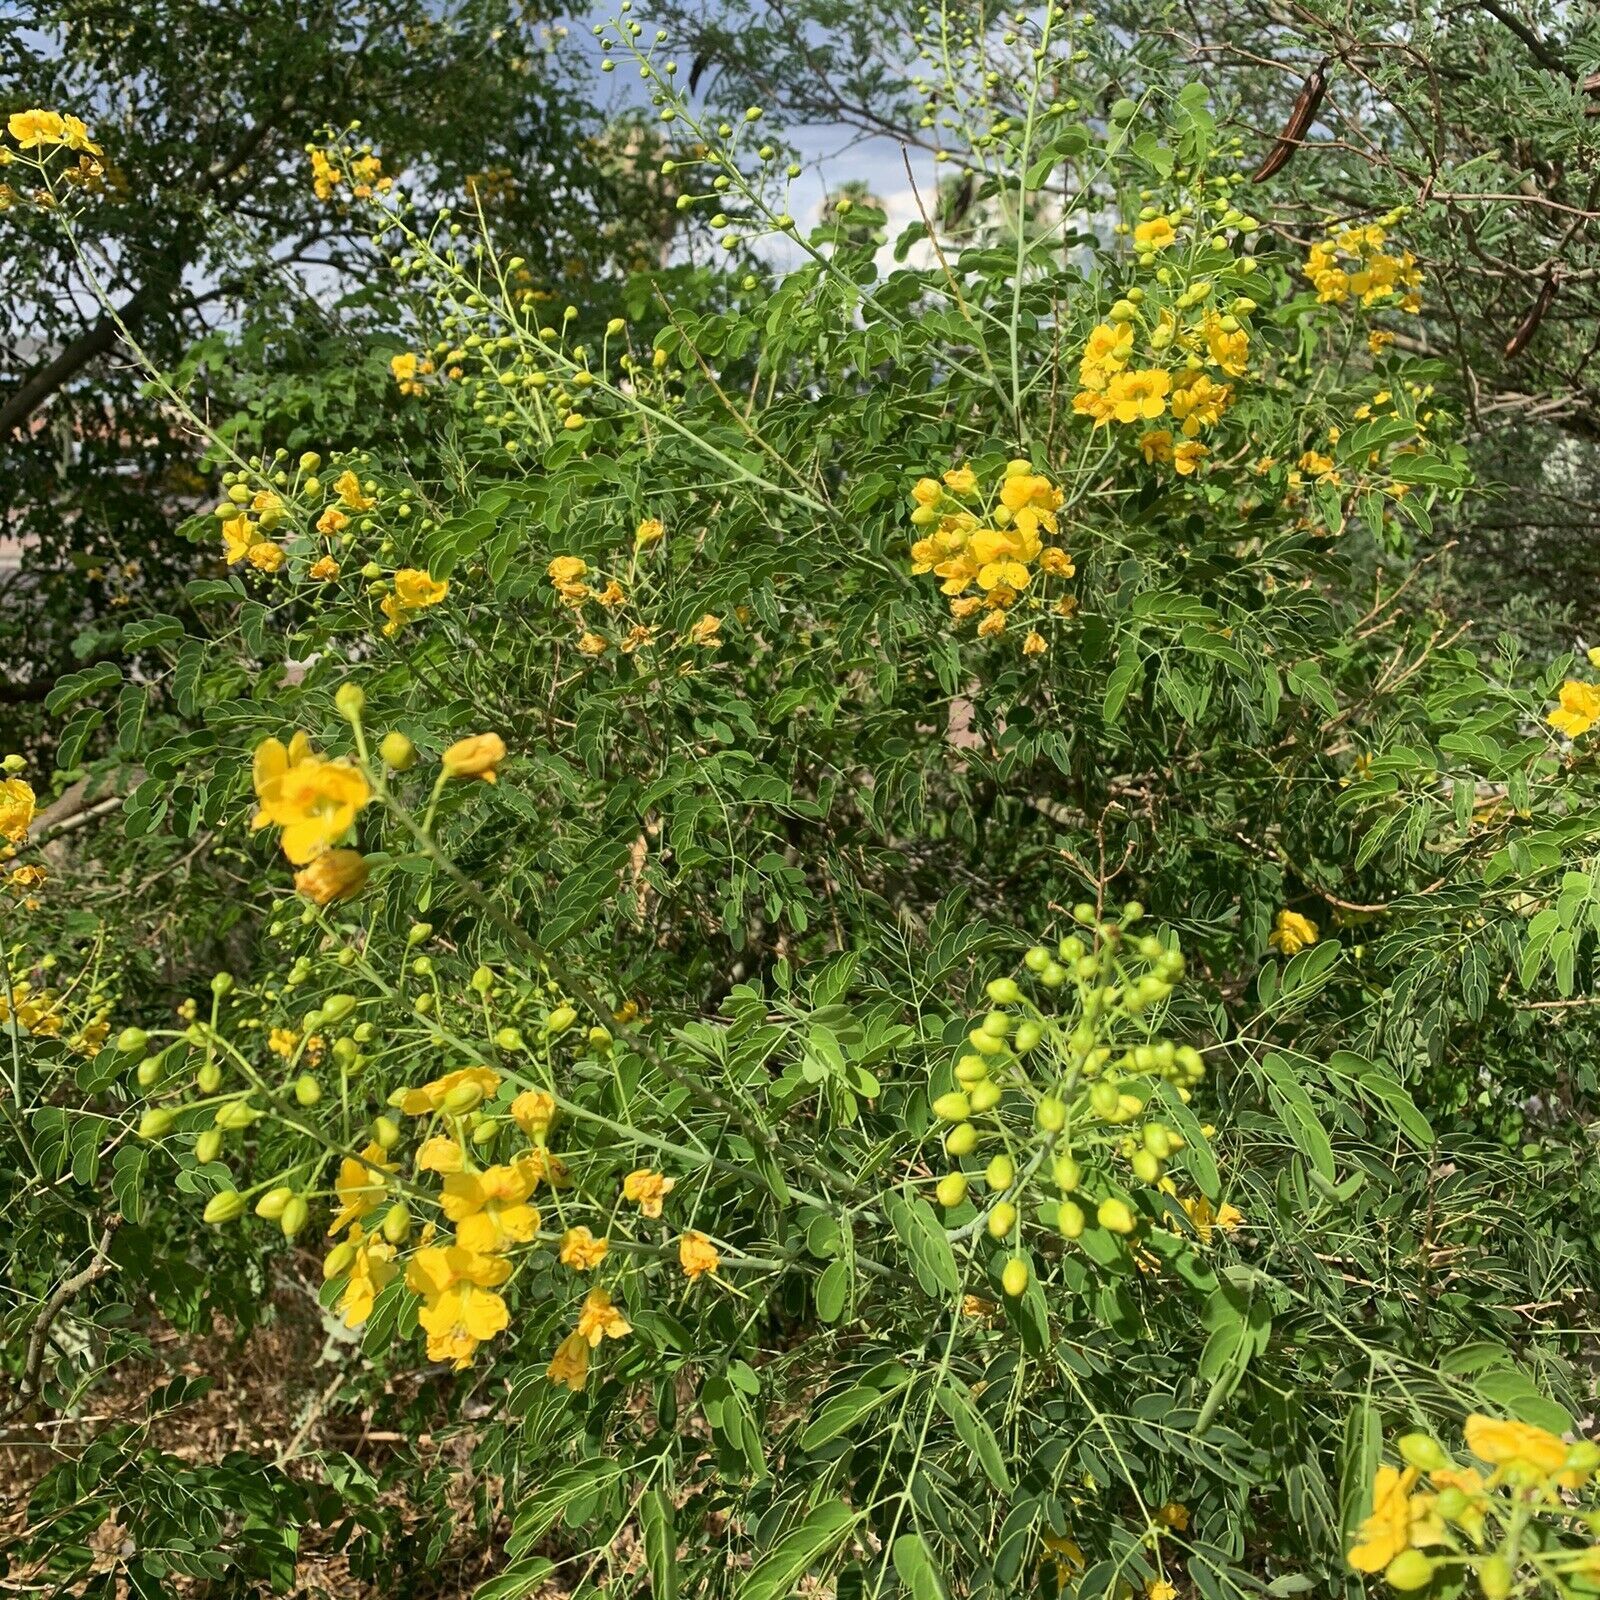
[3,5,1599,1600]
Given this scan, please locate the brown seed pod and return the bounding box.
[1252,59,1330,183]
[1504,273,1559,358]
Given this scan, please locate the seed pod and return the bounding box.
[1503,272,1558,358]
[1251,59,1329,183]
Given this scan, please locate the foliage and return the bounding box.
[2,6,1599,1600]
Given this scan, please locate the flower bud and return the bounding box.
[334,682,365,722]
[1001,1257,1029,1297]
[380,731,418,771]
[373,1114,401,1150]
[1036,1096,1066,1132]
[986,1200,1017,1239]
[1097,1197,1136,1234]
[194,1129,223,1164]
[138,1107,175,1139]
[442,1080,484,1115]
[323,1240,357,1279]
[945,1122,978,1157]
[1382,1552,1434,1592]
[546,1004,577,1035]
[1058,1200,1087,1238]
[969,1079,1002,1113]
[936,1173,969,1209]
[203,1190,247,1225]
[382,1200,412,1244]
[984,1154,1015,1192]
[1013,1020,1043,1053]
[256,1185,293,1219]
[985,977,1021,1005]
[280,1195,310,1237]
[294,1073,322,1107]
[136,1056,162,1088]
[1053,1154,1081,1193]
[117,1027,149,1055]
[932,1090,971,1122]
[197,1059,222,1094]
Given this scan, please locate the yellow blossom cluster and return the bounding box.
[908,460,1075,648]
[390,351,435,397]
[1304,222,1423,313]
[1072,307,1246,473]
[307,143,390,203]
[1349,1414,1600,1592]
[544,536,662,658]
[381,567,449,636]
[1266,908,1318,956]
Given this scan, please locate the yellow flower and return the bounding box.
[393,568,448,609]
[9,109,66,148]
[942,466,978,495]
[1267,908,1318,956]
[221,516,254,564]
[1173,440,1208,476]
[1203,312,1249,376]
[0,778,36,843]
[546,1329,591,1390]
[407,1245,512,1369]
[440,1163,541,1255]
[1171,371,1232,435]
[1038,547,1075,577]
[635,517,665,546]
[442,732,506,784]
[622,1167,675,1218]
[247,541,286,572]
[688,613,723,648]
[679,1231,721,1279]
[559,1227,610,1270]
[251,733,371,865]
[1140,430,1174,466]
[577,631,608,655]
[1147,1581,1177,1600]
[316,506,349,537]
[976,610,1007,639]
[396,1065,501,1117]
[1547,680,1600,738]
[510,1090,556,1138]
[417,1135,466,1174]
[547,555,588,585]
[1080,321,1134,386]
[336,1226,397,1328]
[1369,329,1396,355]
[333,470,373,511]
[575,1286,631,1347]
[596,580,626,609]
[911,477,943,507]
[293,847,369,904]
[390,352,419,385]
[1464,1414,1572,1484]
[309,555,341,581]
[1107,368,1171,424]
[1348,1465,1425,1573]
[328,1142,395,1236]
[1133,216,1176,252]
[1155,1502,1189,1531]
[1180,1194,1244,1245]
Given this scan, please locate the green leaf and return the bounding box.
[44,660,123,715]
[883,1189,961,1298]
[473,1559,556,1600]
[799,1383,900,1450]
[816,1258,850,1323]
[641,1487,677,1600]
[935,1382,1012,1492]
[892,1534,948,1600]
[1261,1055,1336,1181]
[737,1499,858,1600]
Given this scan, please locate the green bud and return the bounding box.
[936,1172,969,1209]
[138,1107,175,1139]
[985,1153,1016,1191]
[1013,1019,1043,1053]
[381,1200,412,1244]
[932,1090,971,1122]
[334,682,366,722]
[373,1115,401,1150]
[546,1004,578,1034]
[986,1200,1017,1238]
[1382,1551,1435,1592]
[1036,1096,1066,1132]
[197,1059,222,1094]
[280,1195,311,1237]
[1001,1257,1029,1297]
[945,1122,978,1157]
[294,1073,322,1107]
[495,1026,525,1052]
[1097,1196,1136,1234]
[380,730,418,770]
[117,1027,149,1055]
[194,1129,223,1165]
[210,973,234,998]
[204,1190,247,1225]
[986,977,1021,1005]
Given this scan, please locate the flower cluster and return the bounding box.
[908,461,1075,648]
[929,902,1235,1300]
[1349,1415,1600,1594]
[307,143,390,203]
[3,109,106,209]
[1267,908,1318,957]
[1304,220,1423,314]
[1072,300,1247,475]
[543,527,673,659]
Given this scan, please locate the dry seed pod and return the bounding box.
[1504,273,1559,358]
[1252,60,1330,183]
